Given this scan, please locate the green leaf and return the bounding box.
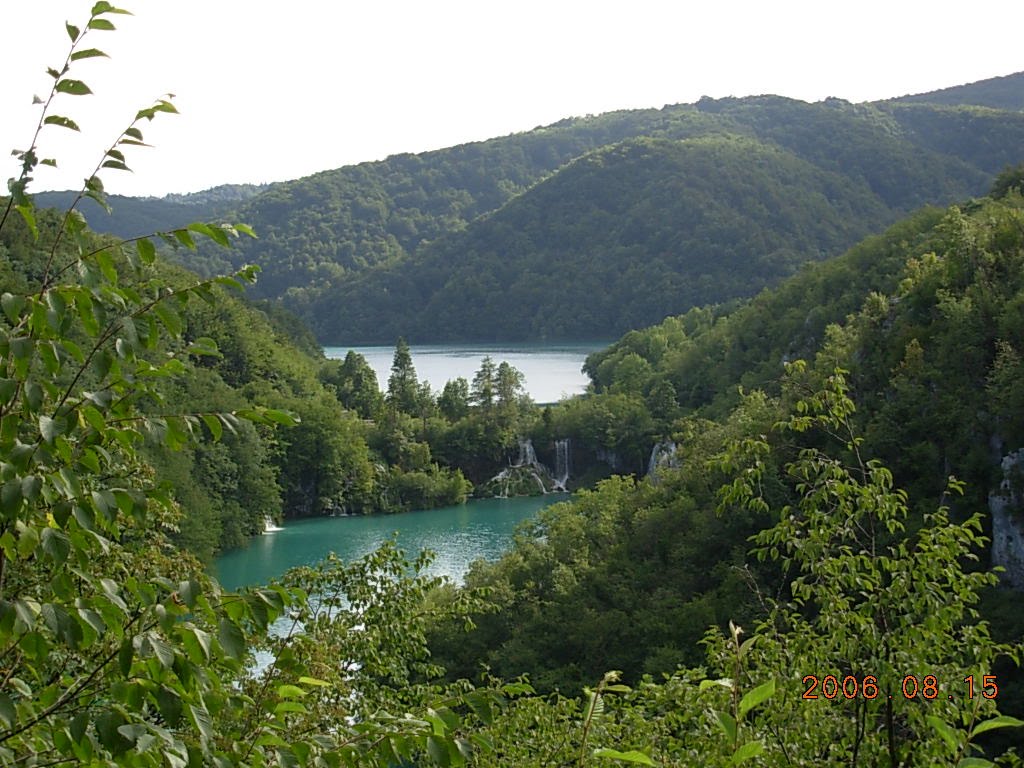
[148,634,175,668]
[189,703,214,745]
[184,626,212,662]
[715,710,737,743]
[44,114,81,131]
[731,742,764,764]
[700,678,733,691]
[66,22,81,41]
[0,694,14,728]
[41,529,71,564]
[0,379,17,405]
[971,715,1024,736]
[592,748,657,765]
[464,691,494,725]
[136,237,157,265]
[15,205,38,240]
[426,736,450,766]
[185,337,220,357]
[87,18,117,31]
[70,47,108,61]
[21,475,41,501]
[156,686,183,727]
[218,617,245,659]
[274,701,308,715]
[927,715,960,750]
[0,481,23,517]
[2,293,26,323]
[151,304,180,343]
[118,638,133,676]
[957,759,994,768]
[173,229,196,249]
[92,2,133,15]
[276,684,307,699]
[55,79,92,96]
[77,608,106,636]
[187,221,231,247]
[39,415,62,443]
[297,676,331,688]
[738,679,775,718]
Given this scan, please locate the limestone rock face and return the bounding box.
[989,450,1024,589]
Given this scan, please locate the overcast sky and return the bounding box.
[2,1,1021,198]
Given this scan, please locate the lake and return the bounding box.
[213,495,566,590]
[322,342,608,404]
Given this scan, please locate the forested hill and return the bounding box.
[889,70,1024,111]
[32,182,268,239]
[282,93,1024,342]
[312,135,893,341]
[51,75,1024,342]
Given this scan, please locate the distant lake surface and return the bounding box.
[322,342,608,403]
[213,495,565,590]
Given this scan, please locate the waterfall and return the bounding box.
[553,438,571,491]
[482,437,559,497]
[263,515,284,533]
[516,437,538,467]
[647,441,679,481]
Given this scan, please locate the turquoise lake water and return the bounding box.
[213,495,566,590]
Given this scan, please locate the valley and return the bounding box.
[4,9,1024,761]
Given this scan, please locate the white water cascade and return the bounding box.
[553,438,571,491]
[483,438,565,497]
[516,438,539,468]
[646,441,679,482]
[263,516,284,533]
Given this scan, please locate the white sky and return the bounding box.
[2,1,1022,198]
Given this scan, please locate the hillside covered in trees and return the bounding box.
[419,176,1024,758]
[58,71,1024,343]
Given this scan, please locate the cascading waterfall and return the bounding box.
[646,440,679,482]
[263,515,284,533]
[516,437,538,467]
[483,437,564,497]
[553,438,571,491]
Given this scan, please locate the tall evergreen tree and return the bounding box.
[387,337,419,414]
[471,356,497,411]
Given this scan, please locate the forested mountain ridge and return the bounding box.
[40,72,1024,343]
[889,70,1024,111]
[32,182,267,240]
[198,90,1024,342]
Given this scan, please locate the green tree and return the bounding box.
[496,361,525,411]
[992,162,1024,199]
[438,376,470,420]
[321,349,383,419]
[471,355,496,411]
[387,337,419,414]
